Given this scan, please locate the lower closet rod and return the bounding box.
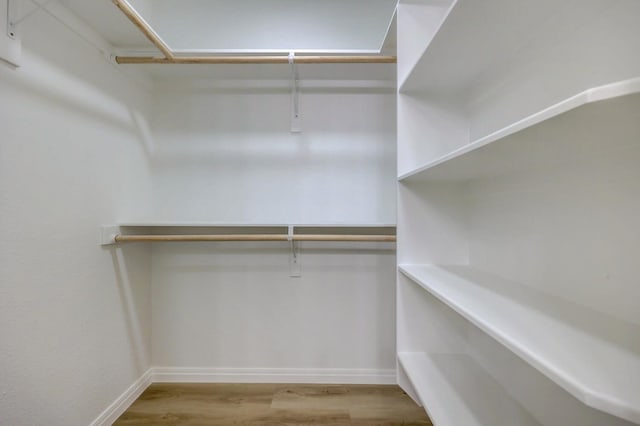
[114,234,396,243]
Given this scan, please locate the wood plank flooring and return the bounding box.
[114,383,432,425]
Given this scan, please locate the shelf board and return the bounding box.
[398,352,540,426]
[116,222,397,228]
[398,77,640,182]
[398,0,585,93]
[397,0,454,87]
[101,223,397,245]
[399,264,640,423]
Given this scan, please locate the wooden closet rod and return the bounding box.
[115,55,397,65]
[114,234,397,243]
[113,0,174,60]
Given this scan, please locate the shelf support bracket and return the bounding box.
[100,225,120,246]
[289,52,302,133]
[5,0,19,40]
[288,225,301,277]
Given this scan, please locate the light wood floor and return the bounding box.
[114,383,432,425]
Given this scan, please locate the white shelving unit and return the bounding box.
[396,0,640,425]
[398,352,541,426]
[399,78,640,183]
[398,0,573,93]
[399,265,640,423]
[101,223,397,244]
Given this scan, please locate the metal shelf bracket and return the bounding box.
[288,225,301,277]
[289,52,302,133]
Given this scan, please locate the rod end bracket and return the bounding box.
[100,225,120,246]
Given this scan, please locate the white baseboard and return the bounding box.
[91,366,396,425]
[90,369,153,426]
[151,367,397,385]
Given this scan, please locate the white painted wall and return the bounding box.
[151,242,397,380]
[0,10,153,426]
[149,77,398,379]
[151,80,397,224]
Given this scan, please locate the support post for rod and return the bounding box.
[288,225,301,277]
[6,0,19,39]
[290,52,302,133]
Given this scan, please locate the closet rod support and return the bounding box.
[290,52,301,132]
[288,225,301,277]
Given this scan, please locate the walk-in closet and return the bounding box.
[1,0,638,425]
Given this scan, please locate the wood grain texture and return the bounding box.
[114,383,431,425]
[112,0,173,59]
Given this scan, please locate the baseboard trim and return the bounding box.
[91,366,396,425]
[90,369,153,426]
[151,367,397,385]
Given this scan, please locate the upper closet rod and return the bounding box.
[111,0,397,65]
[115,234,397,243]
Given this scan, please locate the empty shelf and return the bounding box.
[398,352,540,426]
[399,77,640,182]
[101,223,397,245]
[399,0,607,93]
[398,264,640,423]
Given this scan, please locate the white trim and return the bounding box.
[379,7,397,54]
[90,369,153,426]
[151,367,397,385]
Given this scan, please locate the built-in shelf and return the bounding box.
[398,77,640,182]
[398,264,640,424]
[101,223,397,245]
[398,0,597,93]
[396,0,453,87]
[398,352,540,426]
[115,222,397,228]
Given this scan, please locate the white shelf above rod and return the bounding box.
[100,224,397,246]
[112,234,397,243]
[111,0,396,65]
[101,225,395,277]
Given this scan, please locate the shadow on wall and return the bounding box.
[108,246,151,374]
[0,11,156,159]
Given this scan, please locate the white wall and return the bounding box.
[151,242,397,379]
[151,80,396,224]
[149,78,398,380]
[0,10,153,426]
